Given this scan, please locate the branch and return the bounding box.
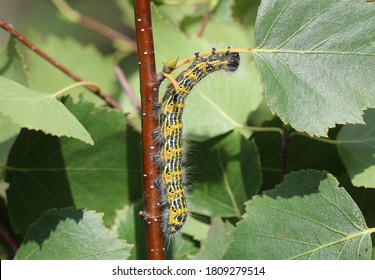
[134,0,165,260]
[197,0,220,37]
[0,221,19,259]
[281,125,291,181]
[0,18,121,111]
[114,66,141,116]
[52,0,137,52]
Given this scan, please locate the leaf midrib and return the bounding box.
[253,48,375,56]
[289,227,375,260]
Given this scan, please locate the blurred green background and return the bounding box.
[0,0,133,53]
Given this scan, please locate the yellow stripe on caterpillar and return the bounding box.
[162,168,183,185]
[154,47,241,235]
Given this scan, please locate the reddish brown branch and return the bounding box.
[281,125,291,181]
[134,0,165,260]
[198,9,213,37]
[0,18,121,111]
[53,0,137,52]
[78,16,137,52]
[0,221,19,259]
[53,0,136,51]
[198,0,220,38]
[114,66,141,116]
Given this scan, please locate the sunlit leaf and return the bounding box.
[254,0,375,136]
[337,109,375,188]
[223,170,373,259]
[0,76,93,145]
[5,98,132,234]
[15,208,132,260]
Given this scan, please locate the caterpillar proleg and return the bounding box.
[154,48,240,235]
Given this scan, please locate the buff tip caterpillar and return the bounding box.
[153,47,240,236]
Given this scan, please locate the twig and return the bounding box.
[281,125,291,181]
[52,0,137,52]
[244,125,284,134]
[197,0,219,37]
[155,56,179,84]
[47,81,101,99]
[134,0,165,260]
[0,18,121,111]
[291,131,339,145]
[114,66,141,116]
[198,8,213,37]
[0,221,18,259]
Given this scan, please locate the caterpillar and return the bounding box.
[154,48,240,235]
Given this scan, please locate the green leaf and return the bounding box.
[152,3,207,71]
[181,0,255,47]
[232,0,261,26]
[190,132,262,217]
[118,3,205,129]
[223,170,374,260]
[5,98,131,235]
[344,185,375,238]
[152,4,263,141]
[185,53,263,141]
[0,37,28,86]
[253,118,346,189]
[0,76,93,145]
[111,201,146,260]
[116,0,135,28]
[181,216,210,241]
[123,4,263,140]
[0,115,18,168]
[154,1,198,26]
[337,109,375,188]
[287,133,345,175]
[0,38,28,167]
[253,0,375,136]
[167,218,211,260]
[15,208,132,260]
[168,238,198,260]
[26,34,118,105]
[192,217,233,260]
[250,118,284,188]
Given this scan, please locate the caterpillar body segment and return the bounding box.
[154,48,240,235]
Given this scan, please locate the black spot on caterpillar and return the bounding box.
[154,48,240,235]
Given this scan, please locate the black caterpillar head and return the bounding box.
[224,52,240,72]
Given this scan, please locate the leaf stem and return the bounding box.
[244,125,284,134]
[252,48,375,57]
[163,73,180,92]
[175,47,254,69]
[40,81,102,99]
[289,227,375,260]
[0,18,121,111]
[291,131,339,145]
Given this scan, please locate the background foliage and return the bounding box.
[0,0,374,260]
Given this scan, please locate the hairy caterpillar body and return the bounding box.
[154,48,240,235]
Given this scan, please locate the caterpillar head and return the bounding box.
[225,52,240,72]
